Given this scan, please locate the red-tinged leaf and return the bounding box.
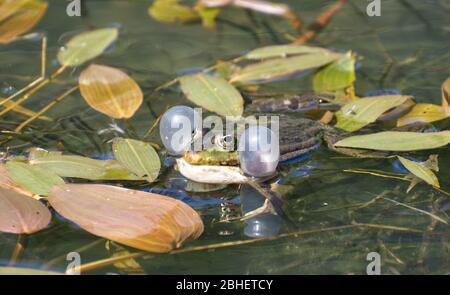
[48,184,204,253]
[0,164,34,198]
[0,187,51,234]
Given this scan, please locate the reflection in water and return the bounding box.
[240,184,282,238]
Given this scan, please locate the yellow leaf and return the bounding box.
[79,64,143,119]
[0,0,48,44]
[397,103,449,127]
[0,96,51,121]
[149,0,199,24]
[398,156,440,189]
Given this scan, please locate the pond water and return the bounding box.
[0,0,449,274]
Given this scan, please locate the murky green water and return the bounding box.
[0,0,449,274]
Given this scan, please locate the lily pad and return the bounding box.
[112,138,161,183]
[0,187,51,234]
[229,52,342,84]
[79,64,143,119]
[180,73,244,117]
[57,28,119,67]
[48,184,204,253]
[334,131,450,151]
[335,95,412,132]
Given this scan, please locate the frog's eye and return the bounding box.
[159,106,198,156]
[238,126,279,178]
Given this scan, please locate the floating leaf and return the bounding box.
[313,52,356,93]
[0,267,62,275]
[112,138,161,183]
[0,0,48,44]
[245,45,331,60]
[29,154,142,181]
[6,161,64,196]
[398,156,440,188]
[180,73,244,117]
[79,64,143,119]
[149,0,200,24]
[334,131,450,151]
[0,187,51,234]
[57,28,119,67]
[442,76,450,109]
[397,103,449,127]
[0,164,34,197]
[335,95,411,132]
[229,52,341,84]
[48,184,204,253]
[0,96,51,121]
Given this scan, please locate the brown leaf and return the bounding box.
[442,76,450,110]
[79,64,143,119]
[0,187,51,234]
[48,184,204,253]
[0,0,48,44]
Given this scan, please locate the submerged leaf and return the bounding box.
[195,6,221,28]
[48,184,204,253]
[6,161,64,196]
[398,156,440,189]
[442,76,450,109]
[149,0,199,24]
[335,95,411,132]
[57,28,119,67]
[112,138,161,182]
[397,103,449,127]
[230,52,341,84]
[313,52,356,93]
[334,131,450,151]
[0,96,51,121]
[0,267,62,275]
[0,0,48,44]
[245,45,331,60]
[0,187,51,234]
[180,73,244,117]
[79,64,143,119]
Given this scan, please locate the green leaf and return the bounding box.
[5,161,64,196]
[313,52,356,93]
[148,0,199,24]
[245,45,331,60]
[180,73,244,117]
[335,95,411,132]
[398,156,440,188]
[57,28,119,67]
[230,52,342,84]
[334,131,450,151]
[112,138,161,183]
